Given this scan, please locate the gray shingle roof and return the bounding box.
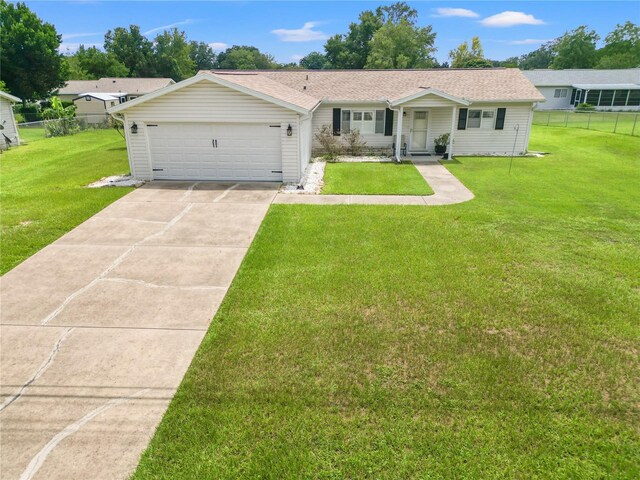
[59,78,175,95]
[204,68,545,103]
[522,68,640,87]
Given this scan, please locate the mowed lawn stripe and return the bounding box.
[322,161,434,195]
[134,126,640,479]
[0,129,132,274]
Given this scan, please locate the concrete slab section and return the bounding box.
[0,245,129,325]
[48,279,224,329]
[107,246,247,288]
[119,181,198,203]
[0,326,203,480]
[143,203,269,247]
[54,216,167,246]
[94,201,186,223]
[215,183,280,204]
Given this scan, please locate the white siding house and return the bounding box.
[0,91,21,150]
[109,69,543,183]
[522,69,640,111]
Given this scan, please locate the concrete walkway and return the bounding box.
[0,182,279,480]
[274,159,474,205]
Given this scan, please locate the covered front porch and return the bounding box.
[388,88,470,160]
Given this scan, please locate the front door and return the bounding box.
[410,111,428,151]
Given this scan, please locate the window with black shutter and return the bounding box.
[384,108,394,136]
[457,108,468,130]
[495,108,506,130]
[332,108,341,136]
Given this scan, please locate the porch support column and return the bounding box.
[395,106,404,160]
[448,105,456,159]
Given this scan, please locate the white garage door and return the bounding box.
[147,123,283,181]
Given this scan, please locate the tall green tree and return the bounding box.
[366,20,436,69]
[0,1,67,100]
[65,45,129,79]
[189,41,217,71]
[552,26,600,69]
[596,21,640,69]
[215,46,278,69]
[517,41,557,70]
[104,25,156,77]
[325,10,383,69]
[449,37,492,68]
[299,51,330,69]
[153,29,196,80]
[324,2,430,69]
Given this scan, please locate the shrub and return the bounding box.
[14,102,42,122]
[42,97,79,137]
[343,128,367,156]
[576,103,596,112]
[314,124,342,160]
[434,133,450,148]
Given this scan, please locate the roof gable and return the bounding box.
[108,73,319,115]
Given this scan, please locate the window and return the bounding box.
[351,110,375,134]
[554,88,568,98]
[467,109,482,128]
[342,110,351,134]
[613,90,629,107]
[628,90,640,107]
[375,110,385,134]
[85,97,91,101]
[599,90,615,106]
[110,101,115,107]
[586,90,600,104]
[481,110,495,129]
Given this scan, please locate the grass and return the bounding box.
[133,126,640,479]
[533,110,640,136]
[322,161,434,195]
[17,126,47,144]
[0,129,132,274]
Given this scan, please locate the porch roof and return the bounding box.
[388,87,470,107]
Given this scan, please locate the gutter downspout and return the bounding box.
[386,101,403,163]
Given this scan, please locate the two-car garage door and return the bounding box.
[147,123,283,181]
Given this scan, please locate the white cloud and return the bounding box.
[143,19,194,36]
[208,42,228,52]
[271,22,328,42]
[291,54,304,62]
[61,32,101,40]
[509,38,553,45]
[481,11,545,28]
[58,42,101,53]
[432,8,479,18]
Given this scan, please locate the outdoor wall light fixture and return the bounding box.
[130,122,138,134]
[287,124,293,136]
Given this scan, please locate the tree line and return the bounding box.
[1,0,638,102]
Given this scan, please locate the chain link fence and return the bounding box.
[17,114,118,142]
[533,110,639,137]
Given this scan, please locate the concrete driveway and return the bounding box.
[0,181,279,480]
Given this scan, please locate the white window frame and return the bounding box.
[467,109,496,129]
[554,88,568,98]
[350,110,375,135]
[85,97,91,101]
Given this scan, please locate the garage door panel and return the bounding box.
[148,123,282,181]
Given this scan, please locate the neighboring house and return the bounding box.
[522,68,640,111]
[57,77,175,103]
[108,69,544,183]
[0,90,21,150]
[73,93,127,123]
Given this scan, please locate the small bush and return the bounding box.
[343,129,367,156]
[576,103,596,112]
[14,102,42,122]
[315,124,342,160]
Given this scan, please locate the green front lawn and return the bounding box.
[322,161,434,195]
[134,126,640,479]
[0,129,132,274]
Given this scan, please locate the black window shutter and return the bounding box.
[457,108,468,130]
[570,89,577,104]
[384,108,394,136]
[495,108,506,130]
[332,108,341,136]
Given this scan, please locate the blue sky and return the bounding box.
[25,1,639,64]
